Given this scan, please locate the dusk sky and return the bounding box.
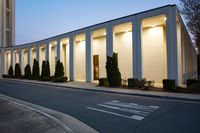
[16,0,180,45]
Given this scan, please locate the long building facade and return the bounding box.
[0,0,15,47]
[0,5,197,85]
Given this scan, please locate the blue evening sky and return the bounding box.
[16,0,180,45]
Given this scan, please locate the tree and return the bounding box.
[8,66,13,77]
[41,61,47,77]
[14,63,21,78]
[32,59,40,79]
[106,53,122,86]
[24,64,31,79]
[54,60,64,78]
[180,0,200,50]
[46,60,50,77]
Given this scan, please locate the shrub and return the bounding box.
[40,76,51,81]
[14,63,21,78]
[53,76,68,82]
[99,78,108,86]
[106,53,121,87]
[2,74,13,78]
[163,79,176,91]
[32,59,40,79]
[46,60,50,77]
[187,83,200,93]
[54,60,64,78]
[8,66,14,77]
[186,79,200,88]
[24,64,32,79]
[41,61,47,78]
[128,78,138,88]
[137,78,146,88]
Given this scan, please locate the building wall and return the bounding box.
[75,41,86,81]
[114,32,133,80]
[92,37,106,79]
[142,26,167,83]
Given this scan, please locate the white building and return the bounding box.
[0,5,197,86]
[0,0,15,47]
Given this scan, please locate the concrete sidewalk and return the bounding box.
[5,78,200,102]
[0,94,98,133]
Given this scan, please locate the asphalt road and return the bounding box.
[0,79,200,133]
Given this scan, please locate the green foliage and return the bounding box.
[53,76,68,82]
[163,79,176,91]
[99,78,108,86]
[54,60,64,78]
[187,83,200,93]
[32,59,40,79]
[46,60,50,77]
[24,64,32,79]
[128,78,147,88]
[106,53,122,87]
[41,61,47,77]
[8,66,13,77]
[14,63,21,78]
[186,79,200,87]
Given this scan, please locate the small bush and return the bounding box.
[106,53,121,87]
[187,83,200,93]
[53,76,68,82]
[54,60,64,78]
[41,61,47,78]
[24,64,32,79]
[99,78,108,86]
[32,59,40,79]
[15,63,21,78]
[40,76,51,81]
[128,78,138,88]
[137,79,146,88]
[163,79,176,91]
[2,74,13,78]
[186,79,200,88]
[46,60,50,77]
[8,66,14,77]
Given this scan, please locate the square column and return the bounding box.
[56,40,61,61]
[69,35,74,81]
[27,47,31,65]
[86,31,92,82]
[36,45,40,64]
[10,48,14,67]
[1,50,5,75]
[106,24,114,57]
[166,7,178,84]
[46,43,49,61]
[132,16,142,80]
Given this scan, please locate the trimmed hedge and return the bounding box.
[163,79,176,91]
[24,64,32,79]
[52,76,68,82]
[15,63,21,78]
[32,59,40,80]
[8,66,14,77]
[186,79,200,87]
[128,78,146,88]
[99,78,108,86]
[106,53,121,87]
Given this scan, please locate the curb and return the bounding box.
[0,93,98,133]
[4,79,200,103]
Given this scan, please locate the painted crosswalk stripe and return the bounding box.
[86,106,145,120]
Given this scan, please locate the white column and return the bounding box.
[69,35,74,81]
[132,16,142,80]
[166,7,178,84]
[86,30,92,82]
[57,40,61,61]
[1,49,5,75]
[19,48,23,73]
[27,47,31,65]
[10,48,14,67]
[46,43,49,61]
[106,24,113,57]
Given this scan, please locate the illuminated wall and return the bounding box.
[75,41,86,81]
[114,31,133,79]
[142,26,167,83]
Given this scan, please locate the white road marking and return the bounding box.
[97,104,150,116]
[86,106,144,120]
[86,100,159,121]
